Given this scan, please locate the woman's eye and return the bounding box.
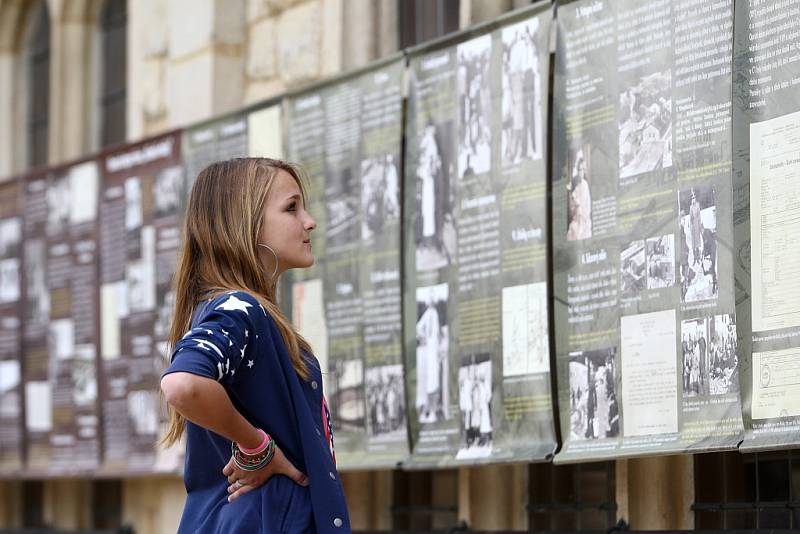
[287,202,297,212]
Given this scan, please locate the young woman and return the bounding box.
[160,158,350,533]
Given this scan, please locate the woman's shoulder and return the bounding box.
[201,291,274,320]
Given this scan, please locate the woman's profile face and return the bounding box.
[259,169,316,275]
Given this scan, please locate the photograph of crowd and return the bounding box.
[153,166,183,217]
[569,347,619,440]
[646,234,675,289]
[678,185,717,302]
[325,167,359,248]
[365,364,406,439]
[328,358,366,433]
[457,34,492,178]
[620,240,646,298]
[682,314,738,398]
[415,122,457,271]
[618,70,673,179]
[415,283,450,424]
[361,154,400,240]
[501,17,543,165]
[456,353,493,459]
[566,145,592,241]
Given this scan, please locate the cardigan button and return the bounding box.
[329,471,336,480]
[333,518,343,527]
[311,380,318,389]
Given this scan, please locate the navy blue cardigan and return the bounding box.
[164,291,351,533]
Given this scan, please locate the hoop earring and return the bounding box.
[257,243,279,279]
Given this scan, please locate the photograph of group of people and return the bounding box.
[678,184,717,302]
[325,167,359,247]
[618,70,673,179]
[501,17,543,166]
[328,358,366,433]
[569,347,619,440]
[620,233,676,297]
[456,353,493,459]
[457,35,492,178]
[415,122,457,272]
[365,364,406,439]
[361,154,400,240]
[682,314,738,397]
[415,283,450,424]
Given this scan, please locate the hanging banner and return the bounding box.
[733,0,800,452]
[552,0,742,462]
[99,133,183,474]
[403,4,556,467]
[183,113,248,189]
[0,179,23,473]
[285,57,410,469]
[21,170,51,473]
[21,162,102,475]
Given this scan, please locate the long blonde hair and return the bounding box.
[161,158,313,447]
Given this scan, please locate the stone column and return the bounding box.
[45,0,96,164]
[42,479,91,529]
[0,481,22,529]
[625,455,694,529]
[122,476,184,534]
[165,0,245,128]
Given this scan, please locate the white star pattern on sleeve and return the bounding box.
[191,339,225,360]
[247,360,254,368]
[216,295,253,314]
[240,345,246,358]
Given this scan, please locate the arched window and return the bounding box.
[28,2,50,168]
[100,0,127,147]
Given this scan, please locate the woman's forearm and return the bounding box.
[161,372,262,449]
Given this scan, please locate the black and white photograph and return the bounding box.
[127,390,159,436]
[326,167,360,248]
[566,145,592,241]
[708,314,738,396]
[456,353,493,459]
[415,122,457,271]
[0,360,20,419]
[646,234,675,289]
[0,258,20,304]
[328,358,365,433]
[365,364,406,439]
[569,348,619,440]
[681,317,710,397]
[502,17,543,165]
[48,319,75,361]
[0,217,21,257]
[125,177,143,231]
[72,345,97,407]
[153,166,183,216]
[457,34,492,178]
[361,154,400,240]
[678,184,717,302]
[127,226,156,313]
[620,240,646,298]
[47,175,71,235]
[24,240,48,324]
[415,283,450,424]
[618,70,673,179]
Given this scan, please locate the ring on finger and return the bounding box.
[233,480,243,490]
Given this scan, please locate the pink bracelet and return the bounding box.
[238,428,270,455]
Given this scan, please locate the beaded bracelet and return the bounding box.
[231,432,276,472]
